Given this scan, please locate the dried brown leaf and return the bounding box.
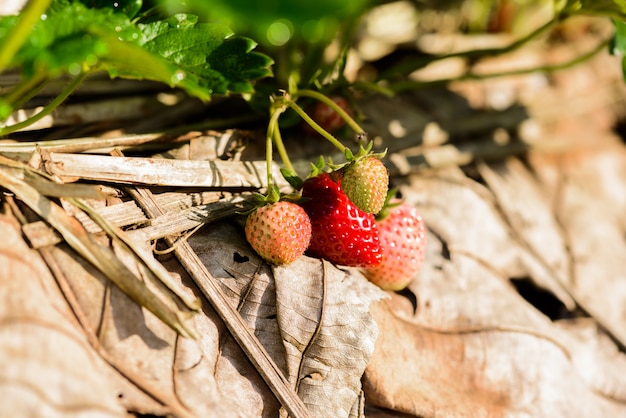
[364,248,626,417]
[368,161,626,417]
[0,214,125,417]
[273,258,385,417]
[189,222,386,417]
[543,142,626,347]
[477,158,575,307]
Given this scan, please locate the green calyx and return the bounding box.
[239,184,301,216]
[375,188,403,221]
[280,168,304,190]
[309,155,328,178]
[329,140,387,173]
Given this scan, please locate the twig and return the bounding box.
[43,153,286,189]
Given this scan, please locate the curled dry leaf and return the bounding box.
[365,295,626,417]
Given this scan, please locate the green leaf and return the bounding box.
[0,99,12,120]
[95,30,215,101]
[208,36,274,93]
[2,1,138,77]
[612,19,626,55]
[612,20,626,83]
[136,14,273,95]
[280,168,303,190]
[0,15,19,38]
[1,1,273,101]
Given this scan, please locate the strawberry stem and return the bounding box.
[292,89,365,135]
[286,99,348,153]
[0,71,88,136]
[272,123,296,174]
[267,95,297,185]
[265,108,283,190]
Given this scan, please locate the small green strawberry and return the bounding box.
[245,201,312,265]
[341,155,389,215]
[363,202,426,291]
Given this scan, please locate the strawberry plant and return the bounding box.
[3,4,626,416]
[3,0,626,278]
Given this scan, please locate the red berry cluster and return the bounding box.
[243,92,427,291]
[245,164,427,290]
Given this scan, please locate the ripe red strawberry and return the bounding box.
[300,173,382,267]
[245,201,312,265]
[341,156,388,214]
[363,202,426,291]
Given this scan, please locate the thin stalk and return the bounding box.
[388,36,611,93]
[292,89,365,135]
[438,18,556,60]
[0,71,88,136]
[0,0,53,73]
[286,100,347,153]
[379,18,558,80]
[2,69,49,112]
[272,123,295,174]
[265,109,283,189]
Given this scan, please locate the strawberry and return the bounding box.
[341,156,388,214]
[309,96,351,134]
[245,201,312,265]
[300,173,382,267]
[363,202,426,291]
